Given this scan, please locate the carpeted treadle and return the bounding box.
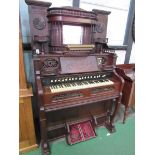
[67,120,96,145]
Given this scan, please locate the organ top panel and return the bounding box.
[25,0,111,54]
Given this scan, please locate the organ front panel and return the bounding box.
[25,1,124,154]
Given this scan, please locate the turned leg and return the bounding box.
[105,96,122,133]
[110,97,121,124]
[39,106,50,155]
[40,119,50,155]
[104,99,115,133]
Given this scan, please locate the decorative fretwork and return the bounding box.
[41,58,59,74]
[104,49,115,53]
[52,92,83,101]
[91,86,115,94]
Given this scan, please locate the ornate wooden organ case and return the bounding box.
[25,0,124,154]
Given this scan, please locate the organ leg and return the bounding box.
[123,105,128,124]
[105,96,122,133]
[40,107,50,155]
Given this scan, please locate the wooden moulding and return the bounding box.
[19,86,33,98]
[19,143,38,153]
[49,16,96,24]
[66,44,95,51]
[25,0,52,7]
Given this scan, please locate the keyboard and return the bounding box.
[49,79,114,93]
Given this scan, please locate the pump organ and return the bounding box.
[26,0,124,154]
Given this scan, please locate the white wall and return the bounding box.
[80,0,131,45]
[79,0,132,64]
[129,43,135,63]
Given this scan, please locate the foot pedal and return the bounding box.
[67,120,96,145]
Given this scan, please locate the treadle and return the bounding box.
[66,120,96,145]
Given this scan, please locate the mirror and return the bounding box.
[63,25,83,44]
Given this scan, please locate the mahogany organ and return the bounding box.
[25,0,124,154]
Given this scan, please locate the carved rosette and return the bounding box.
[95,22,104,33]
[97,57,107,65]
[33,16,46,30]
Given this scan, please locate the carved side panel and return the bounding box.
[33,56,60,76]
[25,0,52,53]
[92,10,111,43]
[26,0,51,38]
[41,58,60,75]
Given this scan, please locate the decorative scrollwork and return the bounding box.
[33,16,46,30]
[41,58,59,73]
[44,59,58,68]
[92,86,114,94]
[53,92,83,101]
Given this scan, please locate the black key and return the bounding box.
[72,83,76,86]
